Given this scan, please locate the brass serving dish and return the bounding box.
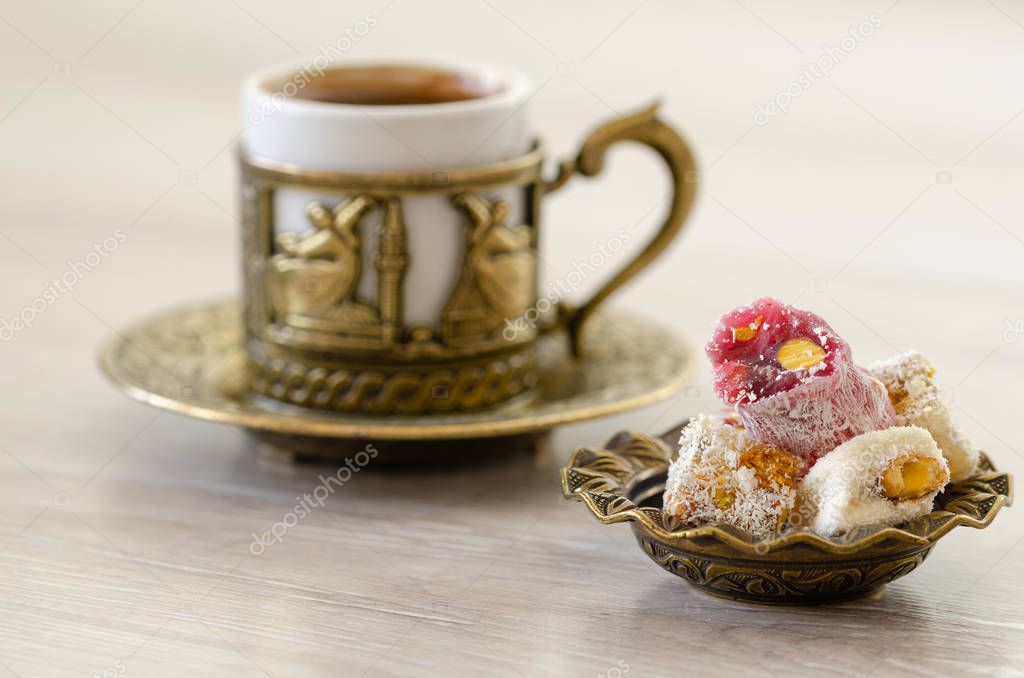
[562,423,1012,604]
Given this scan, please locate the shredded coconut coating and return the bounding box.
[869,351,980,482]
[798,426,949,536]
[739,361,896,466]
[663,415,801,539]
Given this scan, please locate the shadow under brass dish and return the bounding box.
[561,423,1013,604]
[99,300,694,457]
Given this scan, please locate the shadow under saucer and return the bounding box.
[252,429,548,470]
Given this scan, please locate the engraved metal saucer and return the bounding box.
[562,423,1012,604]
[99,299,694,463]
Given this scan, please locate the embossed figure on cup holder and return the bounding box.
[269,196,380,331]
[442,193,536,346]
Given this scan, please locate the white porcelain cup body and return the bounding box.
[242,60,533,326]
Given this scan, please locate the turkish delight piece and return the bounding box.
[706,297,895,464]
[798,426,949,536]
[663,414,802,539]
[869,351,980,482]
[707,297,848,404]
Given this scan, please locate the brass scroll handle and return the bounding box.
[545,103,698,357]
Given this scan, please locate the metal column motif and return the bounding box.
[375,198,407,345]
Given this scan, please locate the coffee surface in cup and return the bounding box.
[271,65,503,106]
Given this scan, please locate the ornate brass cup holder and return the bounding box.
[561,423,1013,604]
[238,104,697,417]
[99,300,694,464]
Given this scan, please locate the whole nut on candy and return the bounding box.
[881,455,948,501]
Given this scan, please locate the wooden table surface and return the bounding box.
[1,1,1022,675]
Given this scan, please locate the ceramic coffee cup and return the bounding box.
[239,59,696,415]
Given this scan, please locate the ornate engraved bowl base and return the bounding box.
[629,494,935,605]
[99,299,695,464]
[635,531,930,605]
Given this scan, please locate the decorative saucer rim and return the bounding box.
[98,298,696,440]
[561,426,1013,557]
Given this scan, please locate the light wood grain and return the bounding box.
[1,1,1023,675]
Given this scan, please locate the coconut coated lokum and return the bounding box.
[870,351,980,482]
[798,426,949,536]
[663,414,802,538]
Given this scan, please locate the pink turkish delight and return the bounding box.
[707,297,895,465]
